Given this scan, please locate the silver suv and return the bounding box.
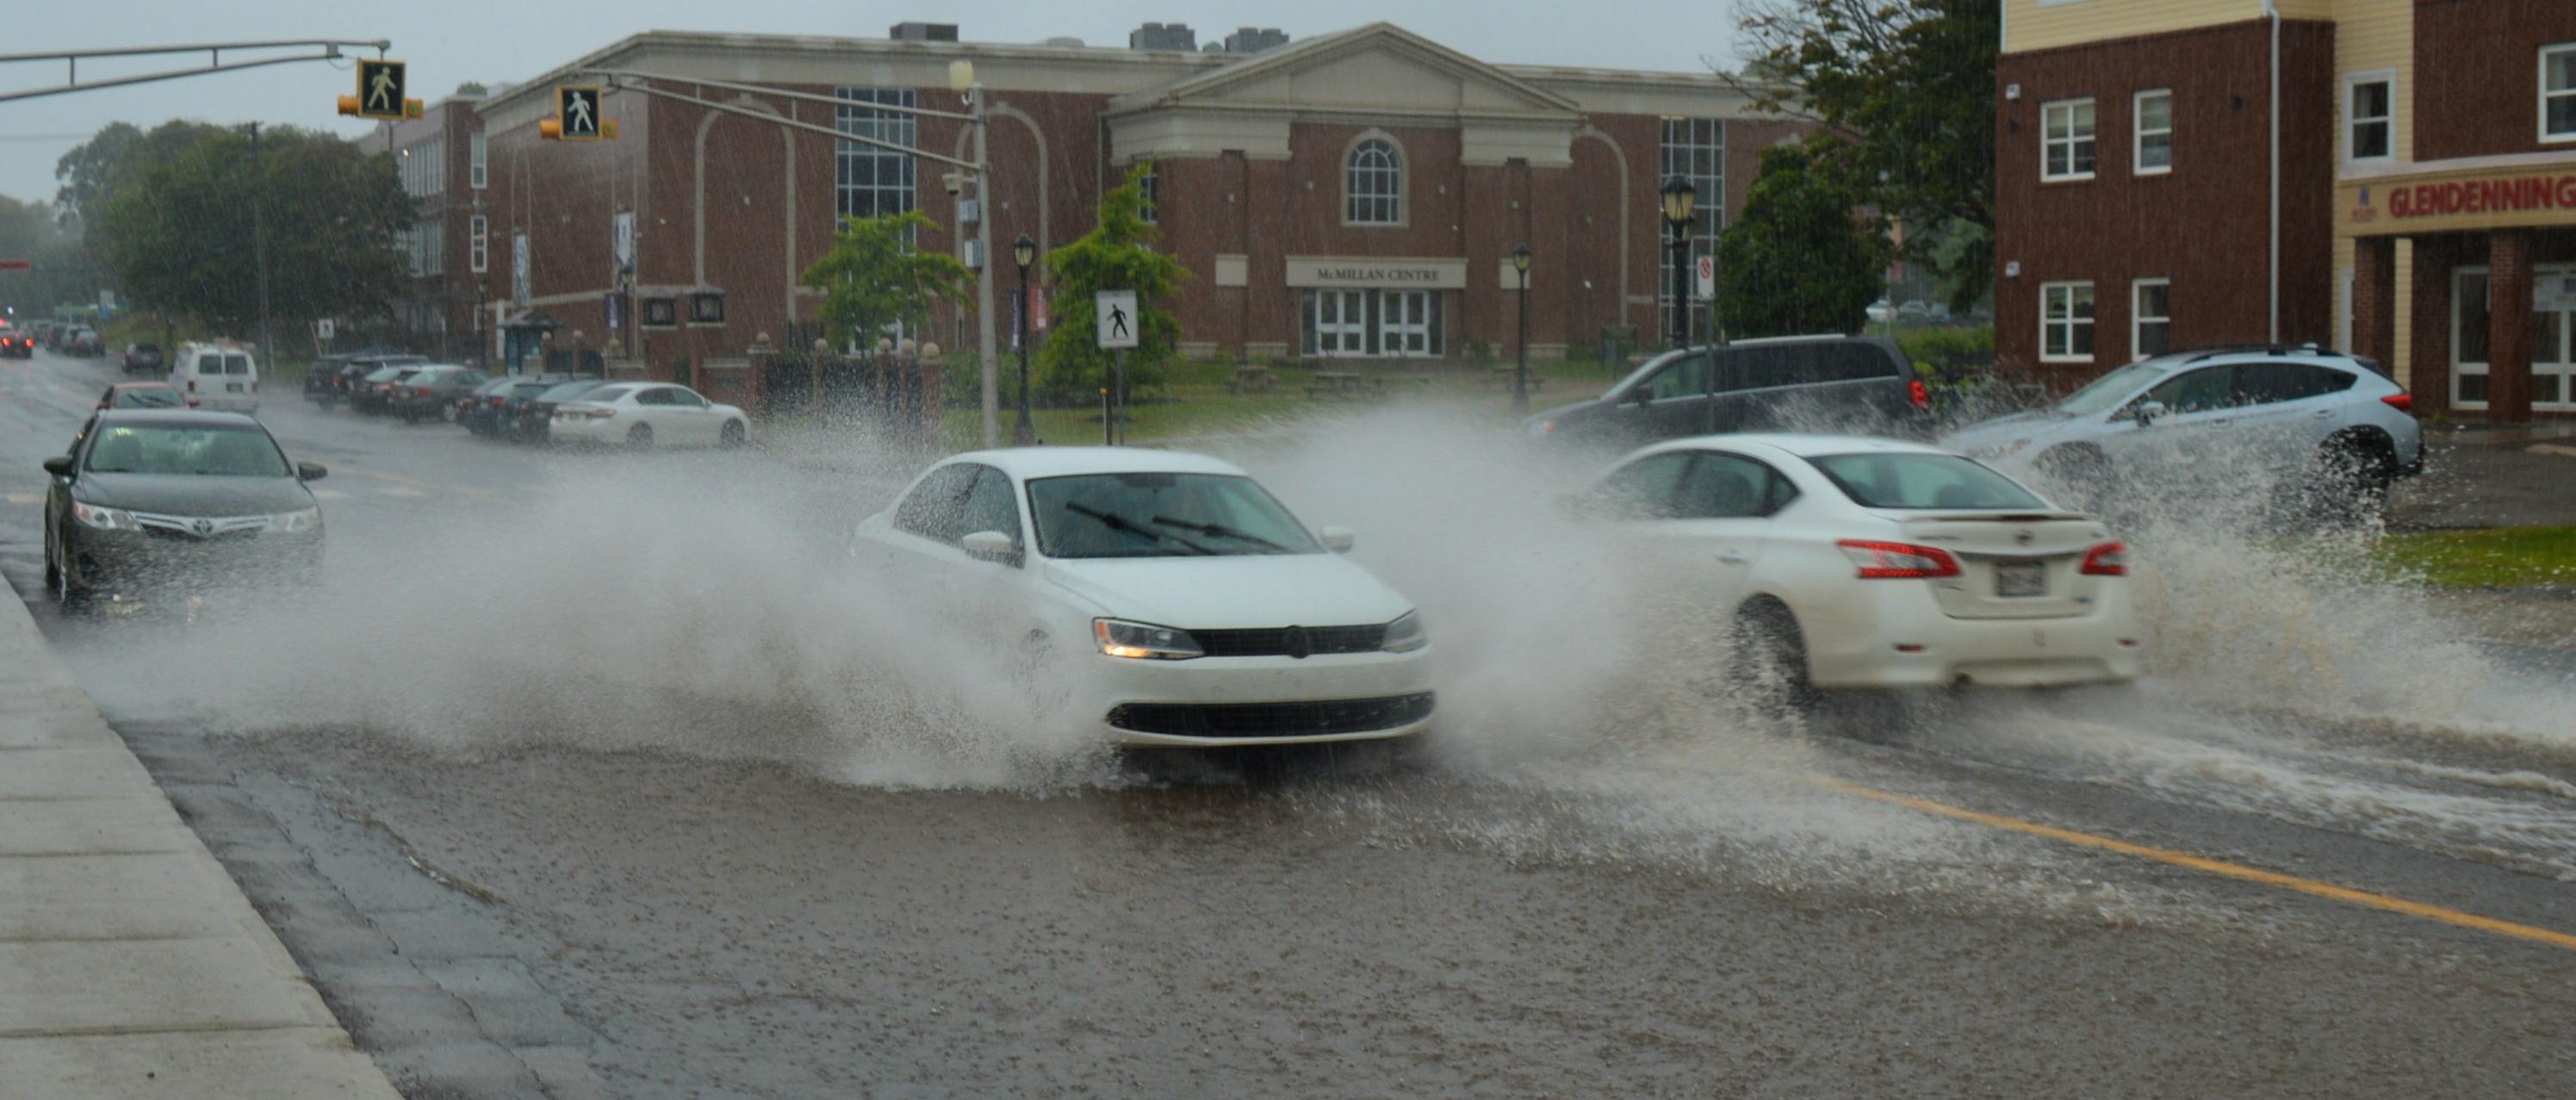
[1940,345,2423,516]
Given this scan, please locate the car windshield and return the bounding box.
[1806,452,2049,511]
[1027,472,1322,558]
[111,388,184,409]
[84,424,291,477]
[2051,359,2172,416]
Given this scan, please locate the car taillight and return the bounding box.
[2381,393,2414,412]
[1836,539,1962,579]
[490,396,506,407]
[2079,542,2129,576]
[413,387,431,398]
[1908,377,1929,409]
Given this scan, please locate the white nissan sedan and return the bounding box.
[1583,434,2142,701]
[850,448,1434,748]
[547,382,750,449]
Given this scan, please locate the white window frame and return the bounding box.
[2040,98,2096,182]
[2039,281,2095,364]
[469,133,487,189]
[2344,70,2396,165]
[1344,134,1405,227]
[2132,89,2173,176]
[2544,43,2576,144]
[469,214,488,274]
[2131,278,2170,362]
[2451,265,2490,410]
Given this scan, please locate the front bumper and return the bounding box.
[65,525,322,600]
[1084,647,1437,748]
[1794,581,2142,690]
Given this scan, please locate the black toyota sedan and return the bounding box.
[42,410,326,612]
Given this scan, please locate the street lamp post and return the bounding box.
[1510,243,1532,413]
[1660,175,1697,351]
[1012,233,1038,444]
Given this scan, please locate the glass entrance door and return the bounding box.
[1311,290,1366,356]
[2536,264,2574,411]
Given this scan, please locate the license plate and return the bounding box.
[226,382,245,393]
[1996,561,2048,598]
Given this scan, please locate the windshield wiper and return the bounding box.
[1064,502,1211,555]
[1148,515,1291,553]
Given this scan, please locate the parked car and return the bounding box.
[1525,334,1927,452]
[519,378,613,443]
[349,364,427,416]
[98,382,195,410]
[1939,345,2424,520]
[462,375,569,438]
[546,382,750,449]
[121,343,164,376]
[849,447,1434,748]
[312,354,427,411]
[64,328,105,357]
[41,409,326,612]
[1575,433,2140,710]
[168,341,262,414]
[1865,300,1896,325]
[385,364,489,424]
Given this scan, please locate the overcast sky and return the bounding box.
[1,2,1738,206]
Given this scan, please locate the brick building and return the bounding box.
[464,21,1795,388]
[369,95,488,357]
[1995,0,2576,421]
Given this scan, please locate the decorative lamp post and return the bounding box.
[1510,243,1533,413]
[1011,233,1038,444]
[1660,174,1698,350]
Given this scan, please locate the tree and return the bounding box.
[1713,143,1889,339]
[97,125,411,335]
[1038,163,1188,404]
[798,209,973,351]
[1732,0,1997,311]
[0,195,97,318]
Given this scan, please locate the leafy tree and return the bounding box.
[1733,0,1997,310]
[1713,143,1889,339]
[1038,163,1188,404]
[0,195,96,318]
[798,208,974,351]
[98,125,411,336]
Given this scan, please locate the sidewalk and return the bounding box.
[0,595,400,1098]
[2392,420,2576,531]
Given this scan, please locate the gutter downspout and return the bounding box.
[2267,0,2281,345]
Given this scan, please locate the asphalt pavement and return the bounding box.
[3,346,2572,1097]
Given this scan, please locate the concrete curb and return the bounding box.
[0,594,402,1099]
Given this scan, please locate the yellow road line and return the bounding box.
[1808,774,2576,953]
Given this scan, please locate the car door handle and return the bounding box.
[2312,408,2335,419]
[1716,550,1749,565]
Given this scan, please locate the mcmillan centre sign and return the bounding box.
[1285,257,1468,289]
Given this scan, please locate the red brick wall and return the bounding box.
[2413,0,2576,162]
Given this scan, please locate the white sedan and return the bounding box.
[1584,434,2142,702]
[548,382,750,448]
[851,447,1434,748]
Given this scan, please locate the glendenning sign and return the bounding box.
[1285,257,1467,289]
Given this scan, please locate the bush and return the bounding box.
[1897,324,1995,382]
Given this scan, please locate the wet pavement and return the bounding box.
[3,349,2573,1097]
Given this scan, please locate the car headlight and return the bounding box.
[1094,618,1202,661]
[1381,611,1428,653]
[270,506,322,533]
[71,502,140,531]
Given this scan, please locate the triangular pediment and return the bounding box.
[1112,23,1582,118]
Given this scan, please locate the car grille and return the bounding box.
[1106,693,1435,738]
[1192,624,1386,658]
[133,512,272,539]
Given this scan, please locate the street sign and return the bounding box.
[355,59,408,121]
[316,319,336,340]
[1095,290,1138,350]
[612,211,636,270]
[1695,256,1716,300]
[1031,293,1049,333]
[557,86,604,141]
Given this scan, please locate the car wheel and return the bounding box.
[42,525,59,590]
[1728,600,1816,719]
[720,420,747,449]
[2306,434,2393,528]
[627,422,653,450]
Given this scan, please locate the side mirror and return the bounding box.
[42,456,72,478]
[1319,526,1356,553]
[960,530,1018,564]
[297,461,328,482]
[2132,400,2168,426]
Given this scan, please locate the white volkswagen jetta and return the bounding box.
[1584,434,2142,700]
[850,448,1434,748]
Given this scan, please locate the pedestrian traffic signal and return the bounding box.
[338,59,421,121]
[540,85,612,141]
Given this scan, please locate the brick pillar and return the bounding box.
[2489,229,2536,422]
[2353,237,2396,369]
[2409,237,2456,419]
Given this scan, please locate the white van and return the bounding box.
[173,342,261,414]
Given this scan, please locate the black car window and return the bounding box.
[197,354,225,376]
[1820,343,1901,382]
[1808,453,2046,511]
[633,387,675,407]
[1642,354,1714,401]
[1672,452,1799,519]
[2233,362,2355,404]
[959,467,1023,544]
[2145,366,2233,414]
[1596,451,1696,518]
[895,465,979,544]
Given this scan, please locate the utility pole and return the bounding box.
[246,121,275,365]
[969,80,999,449]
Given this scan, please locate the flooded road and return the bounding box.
[4,348,2572,1097]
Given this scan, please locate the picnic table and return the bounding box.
[1227,364,1275,393]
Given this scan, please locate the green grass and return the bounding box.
[939,357,1618,451]
[2369,526,2576,589]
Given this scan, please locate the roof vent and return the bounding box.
[1222,28,1290,54]
[1037,36,1085,48]
[890,22,959,42]
[1129,22,1196,52]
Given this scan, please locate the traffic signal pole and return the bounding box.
[0,39,390,103]
[246,122,275,370]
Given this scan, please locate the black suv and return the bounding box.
[1524,334,1926,451]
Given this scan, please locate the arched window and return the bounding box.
[1346,139,1403,225]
